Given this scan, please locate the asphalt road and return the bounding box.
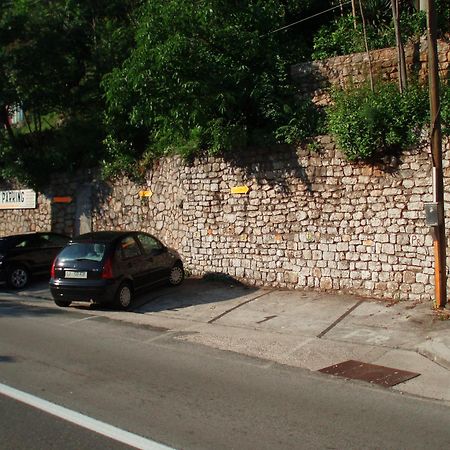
[1,298,450,450]
[0,394,133,450]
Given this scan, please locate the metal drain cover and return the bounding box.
[318,360,420,387]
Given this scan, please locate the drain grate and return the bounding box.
[318,360,420,387]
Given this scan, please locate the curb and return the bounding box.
[416,342,450,371]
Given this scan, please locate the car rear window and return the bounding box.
[58,243,106,262]
[0,239,8,252]
[0,237,18,251]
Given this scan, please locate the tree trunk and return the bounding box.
[392,0,408,93]
[0,105,15,141]
[351,0,358,29]
[358,1,374,91]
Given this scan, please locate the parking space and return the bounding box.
[0,277,264,319]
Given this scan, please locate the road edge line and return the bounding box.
[0,382,174,450]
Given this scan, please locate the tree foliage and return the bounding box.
[0,0,138,186]
[312,0,434,60]
[1,0,448,185]
[327,82,431,161]
[101,0,324,177]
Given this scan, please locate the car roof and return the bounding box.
[0,232,68,240]
[72,231,135,243]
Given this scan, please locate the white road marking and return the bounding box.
[0,382,174,450]
[63,315,99,326]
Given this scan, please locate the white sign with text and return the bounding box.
[0,189,37,209]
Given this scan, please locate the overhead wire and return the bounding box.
[260,1,353,38]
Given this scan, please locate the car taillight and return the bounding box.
[101,257,113,279]
[50,258,57,279]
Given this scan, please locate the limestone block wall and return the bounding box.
[91,158,186,251]
[0,190,51,235]
[292,38,450,104]
[0,172,91,237]
[2,136,449,303]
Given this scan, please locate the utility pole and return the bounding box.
[426,0,447,308]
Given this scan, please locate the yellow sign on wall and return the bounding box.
[230,185,249,194]
[139,190,153,198]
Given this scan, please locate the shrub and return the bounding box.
[312,8,426,61]
[327,82,429,161]
[441,82,450,136]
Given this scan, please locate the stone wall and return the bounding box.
[2,136,450,303]
[0,172,92,237]
[292,38,450,104]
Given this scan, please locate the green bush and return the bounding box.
[312,8,426,60]
[312,15,365,60]
[442,82,450,136]
[327,83,429,161]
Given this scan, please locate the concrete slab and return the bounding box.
[342,300,441,333]
[134,280,266,323]
[214,290,360,337]
[373,349,450,402]
[288,338,389,371]
[416,336,450,371]
[324,324,426,348]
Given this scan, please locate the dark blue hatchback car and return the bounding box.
[49,231,184,309]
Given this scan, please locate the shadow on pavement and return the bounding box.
[0,299,67,318]
[0,356,16,363]
[1,274,259,316]
[88,276,259,314]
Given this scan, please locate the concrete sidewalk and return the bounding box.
[1,277,450,402]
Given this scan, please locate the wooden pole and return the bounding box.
[426,0,447,308]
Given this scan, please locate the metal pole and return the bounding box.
[426,0,447,308]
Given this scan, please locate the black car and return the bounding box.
[49,231,184,309]
[0,232,71,289]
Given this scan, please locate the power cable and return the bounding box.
[261,1,353,38]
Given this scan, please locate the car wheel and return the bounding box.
[168,263,184,286]
[115,283,133,310]
[7,265,30,289]
[54,299,72,307]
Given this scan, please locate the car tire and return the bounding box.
[115,282,133,310]
[168,263,184,286]
[54,299,72,307]
[7,265,30,289]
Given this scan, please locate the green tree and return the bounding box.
[0,0,138,186]
[312,0,429,60]
[102,0,323,176]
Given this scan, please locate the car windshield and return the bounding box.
[58,242,106,262]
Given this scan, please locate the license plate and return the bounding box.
[65,271,87,279]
